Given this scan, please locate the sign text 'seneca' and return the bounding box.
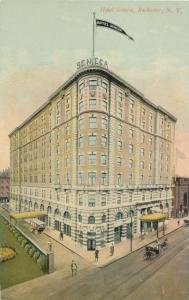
[77,58,108,70]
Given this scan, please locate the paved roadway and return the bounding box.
[3,226,189,300]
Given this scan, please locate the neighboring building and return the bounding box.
[9,64,176,250]
[172,177,189,217]
[0,176,10,203]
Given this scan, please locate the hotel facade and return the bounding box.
[9,63,176,250]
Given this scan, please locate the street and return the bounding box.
[3,225,189,300]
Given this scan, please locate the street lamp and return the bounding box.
[129,208,134,252]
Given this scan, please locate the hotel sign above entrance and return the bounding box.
[77,57,108,70]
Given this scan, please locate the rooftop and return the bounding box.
[9,65,177,137]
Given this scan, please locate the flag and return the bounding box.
[176,148,186,159]
[96,19,134,41]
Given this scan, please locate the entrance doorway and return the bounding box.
[54,220,61,231]
[64,224,71,236]
[114,226,122,243]
[87,239,96,250]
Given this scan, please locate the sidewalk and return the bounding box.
[44,217,189,268]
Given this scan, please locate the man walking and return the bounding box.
[60,230,64,240]
[71,260,77,276]
[110,243,114,256]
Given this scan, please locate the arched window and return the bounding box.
[160,204,163,210]
[64,211,71,219]
[55,208,61,216]
[183,193,188,206]
[101,215,106,223]
[128,210,134,217]
[88,216,95,224]
[115,212,123,220]
[40,204,44,211]
[29,201,32,208]
[78,214,82,223]
[47,206,52,214]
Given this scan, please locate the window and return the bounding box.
[102,118,108,129]
[101,136,107,147]
[118,124,122,135]
[128,173,133,185]
[129,114,134,124]
[117,174,122,185]
[78,214,82,223]
[116,212,123,220]
[129,159,133,168]
[79,101,84,111]
[129,128,134,138]
[141,134,145,143]
[101,172,108,185]
[88,194,96,207]
[141,148,145,156]
[101,155,107,165]
[141,108,145,115]
[118,139,122,150]
[79,137,84,148]
[89,99,96,109]
[88,172,96,185]
[79,118,84,130]
[88,216,95,224]
[117,157,122,167]
[88,153,96,165]
[101,194,107,206]
[129,100,134,110]
[149,151,152,159]
[78,172,83,185]
[79,82,84,92]
[149,163,152,171]
[141,121,145,129]
[129,144,134,154]
[140,161,144,170]
[79,193,83,205]
[102,215,106,223]
[142,193,145,201]
[56,159,60,169]
[89,117,97,128]
[89,80,97,90]
[78,155,84,165]
[88,135,96,146]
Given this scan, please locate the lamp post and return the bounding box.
[129,208,134,252]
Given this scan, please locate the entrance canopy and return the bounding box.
[140,213,167,223]
[10,211,47,220]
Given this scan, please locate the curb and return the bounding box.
[98,224,185,268]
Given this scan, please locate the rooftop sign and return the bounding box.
[77,57,108,70]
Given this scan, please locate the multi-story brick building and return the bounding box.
[172,177,189,217]
[0,176,10,203]
[9,63,176,250]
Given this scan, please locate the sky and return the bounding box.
[0,0,189,175]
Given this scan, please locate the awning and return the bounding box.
[140,213,167,222]
[10,211,47,220]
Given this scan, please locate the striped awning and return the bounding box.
[10,211,47,220]
[140,213,167,222]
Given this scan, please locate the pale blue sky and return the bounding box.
[0,0,189,174]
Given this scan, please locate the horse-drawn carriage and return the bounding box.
[144,238,168,260]
[184,219,189,225]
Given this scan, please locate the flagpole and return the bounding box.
[92,12,96,63]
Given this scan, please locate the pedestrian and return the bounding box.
[60,230,64,240]
[110,243,114,256]
[95,249,99,262]
[71,260,77,276]
[177,220,180,226]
